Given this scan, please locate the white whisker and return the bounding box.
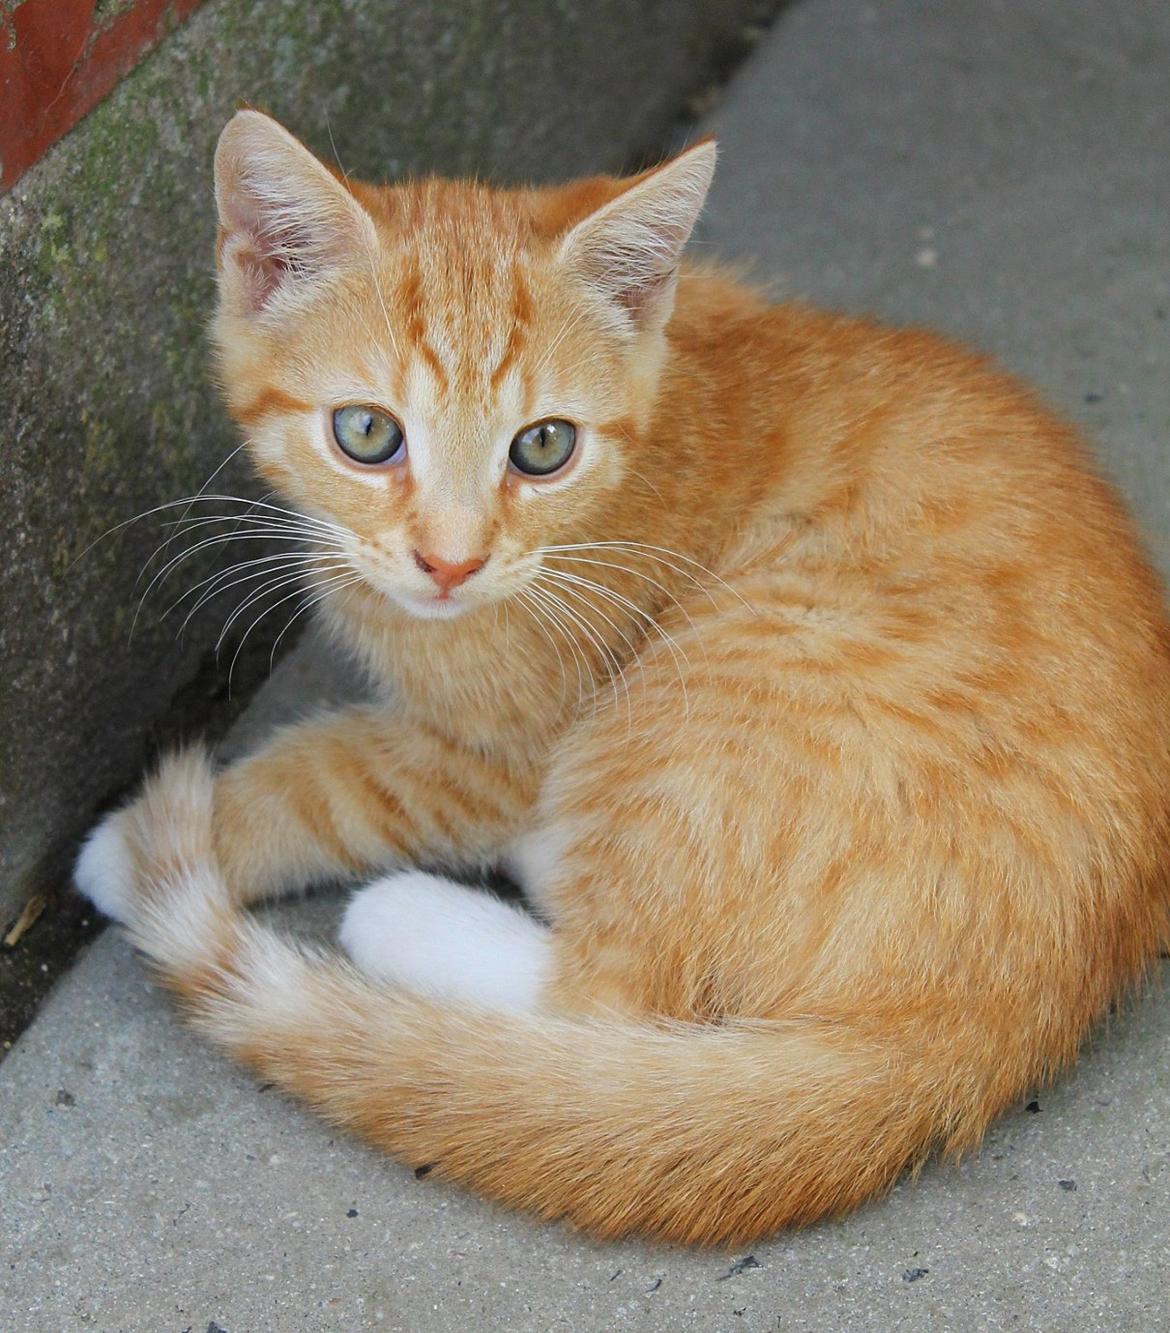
[533,574,639,739]
[214,562,350,655]
[170,552,350,638]
[174,441,250,528]
[537,567,691,722]
[513,588,570,703]
[136,516,347,591]
[529,303,592,382]
[223,570,363,694]
[527,580,630,724]
[328,115,403,368]
[521,585,590,711]
[625,465,668,509]
[263,571,364,677]
[75,492,350,568]
[129,525,347,643]
[538,539,754,612]
[537,550,706,644]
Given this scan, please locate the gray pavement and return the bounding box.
[3,1,1169,1328]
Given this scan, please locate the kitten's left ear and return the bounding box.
[559,138,717,334]
[214,109,377,318]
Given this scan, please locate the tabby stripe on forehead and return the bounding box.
[489,262,534,392]
[399,259,449,390]
[236,387,313,425]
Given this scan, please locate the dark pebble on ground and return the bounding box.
[717,1255,761,1280]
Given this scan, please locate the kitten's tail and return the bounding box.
[90,751,986,1245]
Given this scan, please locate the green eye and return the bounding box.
[509,419,577,477]
[332,405,405,464]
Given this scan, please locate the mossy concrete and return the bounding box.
[0,0,773,927]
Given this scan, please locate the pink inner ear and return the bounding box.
[221,189,323,314]
[559,142,716,331]
[612,260,673,318]
[213,112,377,318]
[234,241,291,312]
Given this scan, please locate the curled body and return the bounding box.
[76,111,1170,1244]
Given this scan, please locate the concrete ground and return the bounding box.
[3,0,1168,1328]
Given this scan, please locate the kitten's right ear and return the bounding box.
[214,110,375,318]
[558,138,717,335]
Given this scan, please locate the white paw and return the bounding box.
[338,869,551,1011]
[74,812,134,923]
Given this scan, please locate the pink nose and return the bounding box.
[412,549,487,594]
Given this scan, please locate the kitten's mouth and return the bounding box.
[353,560,477,621]
[395,592,472,621]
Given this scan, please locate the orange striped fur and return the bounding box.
[77,111,1170,1245]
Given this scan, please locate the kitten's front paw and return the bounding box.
[74,811,135,923]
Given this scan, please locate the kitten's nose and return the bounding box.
[412,549,487,594]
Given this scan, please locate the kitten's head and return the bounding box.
[211,111,715,621]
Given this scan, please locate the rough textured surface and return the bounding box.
[2,0,1169,1327]
[0,0,770,926]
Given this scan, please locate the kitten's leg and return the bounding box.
[210,706,540,906]
[74,706,540,916]
[338,871,551,1012]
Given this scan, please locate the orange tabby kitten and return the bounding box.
[76,110,1170,1245]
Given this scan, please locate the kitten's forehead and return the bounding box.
[404,237,528,380]
[371,193,550,401]
[384,181,531,292]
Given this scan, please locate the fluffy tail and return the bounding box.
[81,752,991,1245]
